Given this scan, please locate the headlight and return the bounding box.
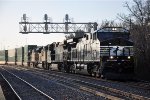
[110,56,114,59]
[128,56,131,59]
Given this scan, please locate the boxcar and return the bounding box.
[7,49,16,65]
[0,50,8,64]
[16,47,24,65]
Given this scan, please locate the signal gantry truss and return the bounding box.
[19,14,98,34]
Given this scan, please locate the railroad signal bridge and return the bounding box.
[19,14,98,34]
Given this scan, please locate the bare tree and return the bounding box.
[100,20,124,28]
[118,0,150,26]
[118,0,150,80]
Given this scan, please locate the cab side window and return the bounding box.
[86,35,89,40]
[93,32,97,40]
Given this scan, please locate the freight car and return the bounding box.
[0,45,37,66]
[7,49,17,65]
[0,50,8,65]
[16,47,24,65]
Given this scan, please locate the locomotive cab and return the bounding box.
[96,27,134,79]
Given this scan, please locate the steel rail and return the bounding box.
[18,66,150,100]
[1,67,54,100]
[0,73,22,100]
[5,65,150,100]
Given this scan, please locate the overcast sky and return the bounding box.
[0,0,132,50]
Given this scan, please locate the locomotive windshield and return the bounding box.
[100,46,133,57]
[95,27,129,41]
[109,46,133,56]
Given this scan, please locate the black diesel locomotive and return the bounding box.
[0,27,134,79]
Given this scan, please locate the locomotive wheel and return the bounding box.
[72,70,76,74]
[96,72,100,78]
[70,65,75,73]
[101,70,106,79]
[66,65,70,73]
[100,62,107,79]
[101,74,105,79]
[60,64,65,72]
[35,62,38,68]
[30,63,33,68]
[47,63,50,70]
[64,63,69,73]
[60,64,66,73]
[46,62,48,70]
[58,64,63,71]
[91,72,96,77]
[49,64,52,71]
[91,65,99,77]
[42,62,48,70]
[33,63,35,68]
[42,62,44,69]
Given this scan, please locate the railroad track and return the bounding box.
[34,71,150,100]
[123,81,150,90]
[4,65,150,100]
[82,74,150,91]
[14,65,150,91]
[0,67,54,100]
[2,66,123,100]
[0,73,21,100]
[12,65,150,92]
[1,66,108,100]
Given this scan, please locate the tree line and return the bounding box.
[117,0,150,80]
